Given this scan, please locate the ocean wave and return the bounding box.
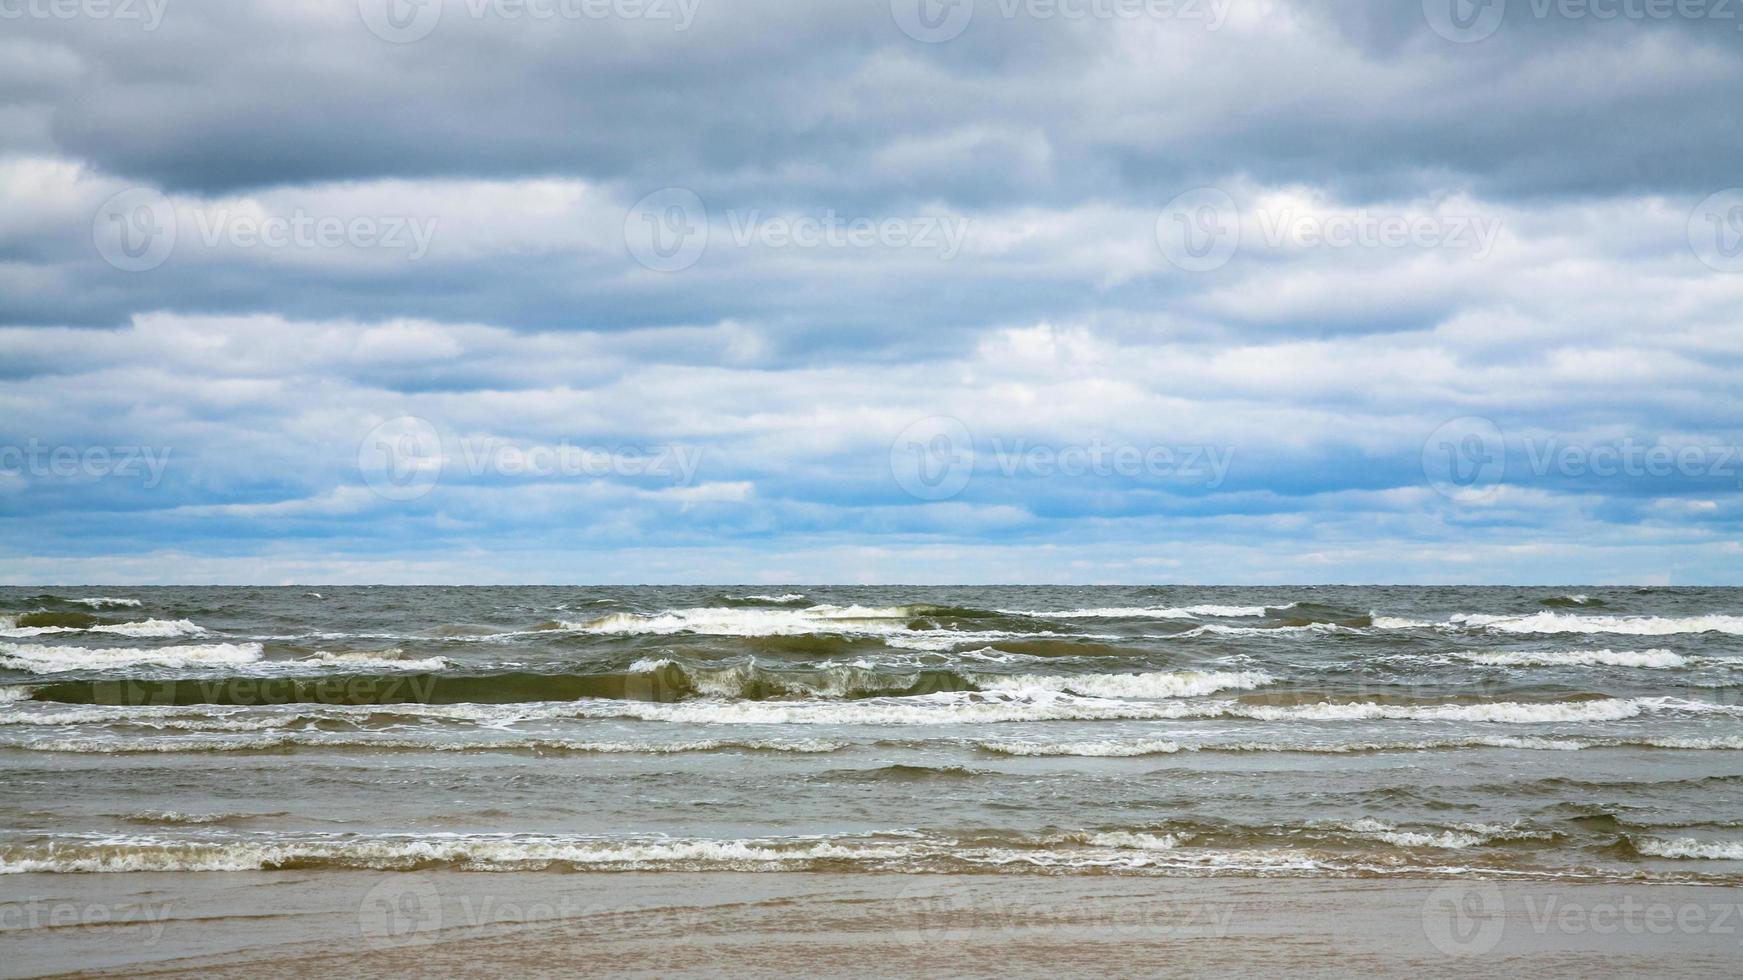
[566,691,1209,725]
[0,833,911,874]
[70,597,144,609]
[1075,831,1185,850]
[3,618,207,639]
[1009,603,1295,619]
[1370,616,1435,629]
[0,641,263,673]
[573,605,923,637]
[300,650,452,671]
[92,618,206,638]
[121,810,251,825]
[1633,838,1743,860]
[1452,613,1743,636]
[977,734,1743,756]
[978,737,1183,757]
[981,669,1273,700]
[0,831,1476,877]
[565,604,1078,653]
[1338,818,1490,850]
[1461,649,1687,669]
[1172,623,1358,638]
[1226,698,1653,724]
[1539,594,1600,608]
[4,733,849,755]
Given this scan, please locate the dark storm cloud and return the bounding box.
[9,0,1739,205]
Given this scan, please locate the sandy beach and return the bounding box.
[8,872,1740,977]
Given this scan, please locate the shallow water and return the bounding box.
[3,585,1742,881]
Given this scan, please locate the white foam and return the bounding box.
[979,737,1183,757]
[1453,613,1743,636]
[301,650,450,671]
[1011,603,1290,619]
[1371,615,1435,629]
[556,691,1207,725]
[0,686,32,703]
[1080,831,1183,850]
[1462,649,1687,668]
[6,733,849,755]
[70,597,143,608]
[735,593,807,603]
[1342,818,1488,850]
[983,669,1273,700]
[572,604,920,637]
[0,618,203,639]
[90,619,206,638]
[1634,838,1743,860]
[1227,698,1650,724]
[0,641,263,673]
[0,834,907,874]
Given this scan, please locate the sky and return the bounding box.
[2,0,1741,585]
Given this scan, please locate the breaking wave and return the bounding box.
[0,642,264,673]
[1460,649,1687,668]
[1633,838,1743,860]
[1453,613,1743,636]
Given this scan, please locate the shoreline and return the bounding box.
[10,872,1742,977]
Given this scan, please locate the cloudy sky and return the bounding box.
[2,0,1741,585]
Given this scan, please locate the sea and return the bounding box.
[3,585,1742,881]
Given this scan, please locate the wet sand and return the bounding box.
[9,872,1742,977]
